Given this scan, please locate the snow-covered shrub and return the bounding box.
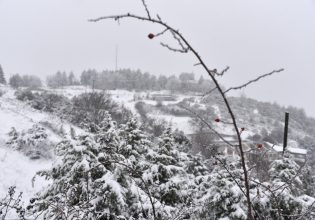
[70,92,132,132]
[32,93,70,113]
[249,155,315,219]
[134,102,167,137]
[30,117,214,219]
[135,101,147,119]
[0,186,26,219]
[15,90,71,114]
[266,156,306,218]
[39,121,66,137]
[31,117,151,219]
[15,89,35,101]
[199,156,247,220]
[6,125,53,159]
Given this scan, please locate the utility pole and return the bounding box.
[115,44,119,72]
[283,112,289,155]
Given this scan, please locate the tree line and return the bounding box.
[79,68,211,93]
[1,63,213,94]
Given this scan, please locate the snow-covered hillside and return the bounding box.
[0,87,85,203]
[0,88,51,207]
[0,85,312,202]
[1,85,315,219]
[46,86,196,134]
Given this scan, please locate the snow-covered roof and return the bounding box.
[266,142,307,155]
[287,147,307,155]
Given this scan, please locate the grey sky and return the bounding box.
[1,0,315,116]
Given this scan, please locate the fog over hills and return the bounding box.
[0,0,315,116]
[1,0,315,218]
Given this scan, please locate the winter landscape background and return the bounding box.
[1,0,315,219]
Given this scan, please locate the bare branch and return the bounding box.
[156,14,161,21]
[200,86,218,98]
[88,8,284,219]
[89,11,257,216]
[170,30,186,51]
[179,105,235,148]
[224,68,284,94]
[216,66,230,76]
[214,156,263,220]
[160,42,188,53]
[141,0,151,19]
[155,28,169,37]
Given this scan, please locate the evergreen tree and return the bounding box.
[0,65,7,84]
[31,117,153,219]
[9,74,23,88]
[118,118,149,161]
[32,135,135,219]
[301,165,315,196]
[28,114,230,220]
[256,155,315,219]
[267,156,305,218]
[201,156,247,220]
[142,127,201,218]
[68,72,76,85]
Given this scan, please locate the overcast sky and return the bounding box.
[1,0,315,116]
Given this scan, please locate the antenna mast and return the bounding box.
[115,44,118,72]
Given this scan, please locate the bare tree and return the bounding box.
[89,1,284,219]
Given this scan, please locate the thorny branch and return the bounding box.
[216,66,230,76]
[160,42,189,53]
[201,86,218,98]
[89,1,285,218]
[141,0,151,19]
[170,30,187,51]
[179,104,235,148]
[155,28,169,37]
[224,68,284,94]
[214,155,263,220]
[199,66,229,97]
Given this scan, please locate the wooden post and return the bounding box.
[283,112,289,155]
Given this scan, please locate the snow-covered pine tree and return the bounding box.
[141,127,205,218]
[118,117,149,162]
[30,115,244,220]
[31,117,151,220]
[200,155,247,220]
[0,65,6,85]
[267,155,312,219]
[32,134,133,219]
[144,127,186,205]
[301,165,315,196]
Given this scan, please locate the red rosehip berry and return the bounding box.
[148,33,155,39]
[214,118,221,123]
[257,144,263,149]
